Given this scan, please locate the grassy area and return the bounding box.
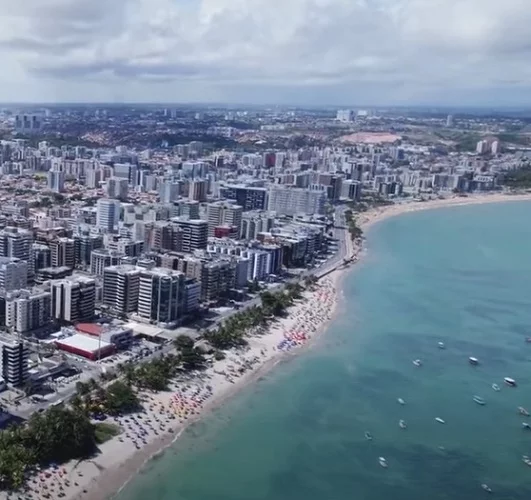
[94,422,122,444]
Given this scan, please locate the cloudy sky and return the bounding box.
[1,0,530,105]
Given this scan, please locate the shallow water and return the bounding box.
[115,201,531,500]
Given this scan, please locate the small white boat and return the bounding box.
[438,342,445,349]
[473,396,486,406]
[491,383,500,392]
[481,484,492,493]
[397,398,406,405]
[365,431,373,441]
[435,417,446,424]
[469,357,479,365]
[504,377,517,387]
[522,455,531,467]
[379,456,388,468]
[413,359,422,367]
[522,422,531,430]
[519,407,529,417]
[399,419,407,429]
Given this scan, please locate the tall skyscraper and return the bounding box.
[172,219,208,252]
[158,181,181,203]
[206,201,243,237]
[103,265,140,314]
[96,199,121,232]
[5,290,52,334]
[0,340,29,386]
[51,276,96,323]
[0,257,28,293]
[0,228,34,282]
[50,238,75,268]
[137,268,185,325]
[47,169,65,193]
[106,177,129,200]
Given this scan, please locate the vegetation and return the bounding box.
[501,164,531,189]
[344,209,363,241]
[0,406,98,489]
[94,422,121,444]
[203,285,304,350]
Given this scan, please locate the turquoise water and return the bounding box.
[115,201,531,500]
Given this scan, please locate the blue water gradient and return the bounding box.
[115,201,531,500]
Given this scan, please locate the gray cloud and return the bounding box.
[0,0,531,104]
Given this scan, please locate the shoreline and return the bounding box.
[10,191,531,500]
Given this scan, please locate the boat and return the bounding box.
[526,337,531,343]
[504,377,517,387]
[522,423,531,430]
[519,407,529,416]
[473,396,486,406]
[522,455,531,467]
[481,484,492,493]
[379,457,388,468]
[438,342,445,349]
[413,359,422,367]
[491,383,500,392]
[365,431,373,441]
[397,398,406,405]
[435,417,446,424]
[399,419,407,429]
[469,357,479,365]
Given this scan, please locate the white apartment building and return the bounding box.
[96,199,121,232]
[51,276,96,323]
[6,290,52,334]
[0,257,28,292]
[267,185,326,217]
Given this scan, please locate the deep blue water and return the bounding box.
[115,201,531,500]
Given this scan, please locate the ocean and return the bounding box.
[114,201,531,500]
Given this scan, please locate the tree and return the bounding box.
[180,347,206,371]
[103,381,140,415]
[174,334,194,350]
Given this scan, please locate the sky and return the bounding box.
[1,0,531,106]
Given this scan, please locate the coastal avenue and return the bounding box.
[12,208,350,420]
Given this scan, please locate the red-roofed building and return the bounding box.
[75,323,103,337]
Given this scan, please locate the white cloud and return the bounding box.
[0,0,530,104]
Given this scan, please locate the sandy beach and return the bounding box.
[6,191,531,500]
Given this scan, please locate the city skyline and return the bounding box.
[1,0,531,106]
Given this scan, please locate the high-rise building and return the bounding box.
[0,340,29,386]
[0,257,28,293]
[96,199,121,232]
[50,237,75,269]
[241,211,275,240]
[90,249,123,276]
[336,109,354,122]
[113,163,138,186]
[51,276,96,324]
[158,181,181,203]
[74,234,103,268]
[103,265,141,314]
[267,185,326,216]
[33,244,51,271]
[172,219,208,252]
[446,114,454,127]
[188,179,208,202]
[47,169,65,193]
[137,268,185,325]
[14,114,42,134]
[0,228,34,282]
[106,177,129,200]
[206,201,243,237]
[219,185,268,211]
[144,222,182,252]
[5,289,52,334]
